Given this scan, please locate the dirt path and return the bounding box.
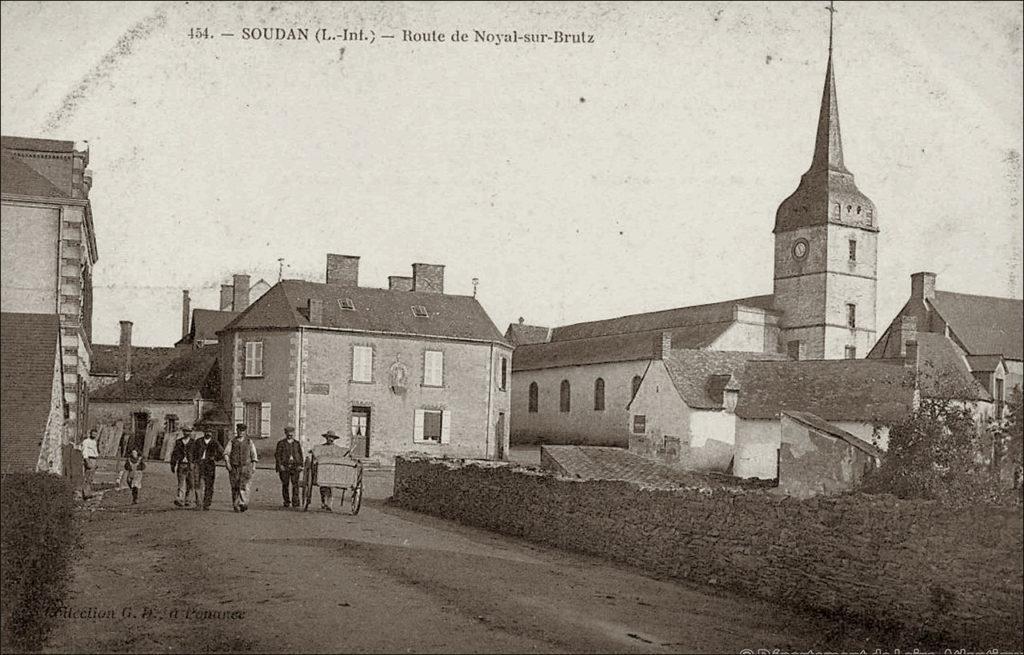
[46,467,870,653]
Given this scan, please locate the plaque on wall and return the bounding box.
[305,382,330,395]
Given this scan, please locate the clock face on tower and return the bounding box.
[792,238,809,261]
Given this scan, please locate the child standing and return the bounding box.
[124,449,146,504]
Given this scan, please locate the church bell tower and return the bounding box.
[772,5,878,360]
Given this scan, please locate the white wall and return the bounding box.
[0,202,59,314]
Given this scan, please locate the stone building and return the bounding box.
[220,254,513,462]
[509,39,882,447]
[0,313,66,474]
[868,271,1023,418]
[1,136,98,443]
[89,320,222,458]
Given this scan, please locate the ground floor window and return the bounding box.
[414,408,450,444]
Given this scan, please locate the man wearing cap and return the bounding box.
[310,430,351,511]
[224,423,259,512]
[274,426,304,509]
[170,426,197,507]
[189,429,224,510]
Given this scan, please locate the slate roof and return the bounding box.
[549,294,777,342]
[221,279,508,344]
[736,359,918,423]
[931,291,1023,361]
[0,151,67,198]
[91,347,219,402]
[782,411,884,460]
[0,313,61,474]
[90,344,179,378]
[2,136,75,152]
[965,355,1004,373]
[661,349,788,410]
[736,337,990,422]
[504,322,551,347]
[176,309,237,345]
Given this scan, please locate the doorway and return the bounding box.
[351,407,371,458]
[132,412,149,456]
[496,411,506,460]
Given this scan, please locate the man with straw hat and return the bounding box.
[309,429,351,511]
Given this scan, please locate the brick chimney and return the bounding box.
[326,254,360,287]
[911,272,936,301]
[232,274,251,312]
[119,320,133,381]
[898,316,917,356]
[657,331,672,359]
[307,298,323,325]
[412,263,444,294]
[388,275,414,292]
[219,284,234,311]
[181,290,191,340]
[905,340,919,370]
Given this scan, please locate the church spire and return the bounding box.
[808,1,849,175]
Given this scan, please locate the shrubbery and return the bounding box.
[1,472,80,652]
[862,397,1018,507]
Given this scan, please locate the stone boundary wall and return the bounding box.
[392,456,1024,649]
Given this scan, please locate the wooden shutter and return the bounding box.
[254,342,264,376]
[440,410,451,444]
[260,402,271,438]
[414,409,425,442]
[233,401,244,425]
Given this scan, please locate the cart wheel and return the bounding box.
[350,484,362,515]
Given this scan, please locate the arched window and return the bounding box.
[594,378,605,411]
[559,380,571,413]
[528,382,539,413]
[631,375,642,399]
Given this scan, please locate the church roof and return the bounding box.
[505,322,551,347]
[930,291,1023,361]
[809,54,848,176]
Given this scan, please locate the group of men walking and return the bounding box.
[168,423,351,512]
[170,423,258,512]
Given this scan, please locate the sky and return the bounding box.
[2,1,1021,347]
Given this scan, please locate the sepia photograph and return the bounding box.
[1,1,1022,653]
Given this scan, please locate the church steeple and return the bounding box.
[771,1,879,361]
[807,53,849,175]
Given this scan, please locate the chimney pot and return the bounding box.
[326,254,360,287]
[219,284,234,311]
[119,321,133,381]
[387,275,414,292]
[412,263,445,294]
[307,298,323,325]
[905,340,919,369]
[658,331,672,359]
[911,272,936,301]
[181,290,191,340]
[232,274,251,312]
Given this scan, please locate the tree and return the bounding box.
[863,397,1008,505]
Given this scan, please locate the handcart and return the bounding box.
[302,453,363,515]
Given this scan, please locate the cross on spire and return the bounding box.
[826,1,836,55]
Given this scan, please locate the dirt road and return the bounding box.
[46,466,868,653]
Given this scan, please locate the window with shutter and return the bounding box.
[424,350,443,386]
[233,401,244,426]
[244,341,263,377]
[243,402,261,436]
[352,345,373,382]
[260,402,271,438]
[415,409,445,443]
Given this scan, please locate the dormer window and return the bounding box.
[338,298,355,311]
[412,305,428,318]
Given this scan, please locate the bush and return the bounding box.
[862,398,1015,507]
[1,473,80,652]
